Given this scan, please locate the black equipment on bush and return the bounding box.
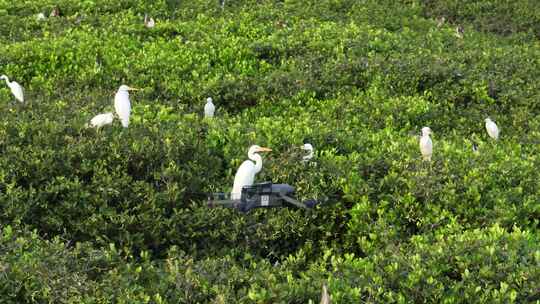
[208,182,320,212]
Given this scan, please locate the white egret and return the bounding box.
[0,75,24,103]
[88,112,114,129]
[320,284,331,304]
[472,142,479,154]
[114,85,138,128]
[419,127,433,161]
[485,117,499,140]
[436,16,445,27]
[454,26,464,39]
[204,97,215,118]
[231,145,272,199]
[144,14,155,28]
[301,143,314,162]
[50,7,60,17]
[36,13,46,21]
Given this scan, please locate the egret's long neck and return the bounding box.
[249,152,263,173]
[0,76,9,84]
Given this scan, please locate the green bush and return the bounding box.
[420,0,540,38]
[0,0,539,302]
[2,225,539,303]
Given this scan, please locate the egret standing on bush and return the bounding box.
[301,143,314,162]
[485,117,499,140]
[144,14,155,28]
[36,13,46,21]
[114,85,138,128]
[231,145,272,199]
[472,142,479,154]
[204,97,215,118]
[88,112,114,129]
[1,75,24,103]
[320,283,331,304]
[419,127,433,161]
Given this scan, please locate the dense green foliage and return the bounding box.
[1,0,539,302]
[2,225,540,303]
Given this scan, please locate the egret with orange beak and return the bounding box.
[231,145,272,199]
[114,85,139,128]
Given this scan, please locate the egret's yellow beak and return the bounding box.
[127,87,140,91]
[256,147,272,152]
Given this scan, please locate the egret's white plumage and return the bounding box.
[144,14,155,28]
[114,85,137,128]
[231,145,272,199]
[36,13,46,21]
[50,7,60,17]
[89,112,114,129]
[419,127,433,161]
[485,118,499,140]
[472,143,479,154]
[454,26,464,39]
[301,143,314,162]
[204,97,215,118]
[320,284,331,304]
[1,75,24,103]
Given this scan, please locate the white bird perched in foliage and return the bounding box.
[454,26,464,39]
[50,7,60,17]
[0,75,24,103]
[231,145,272,199]
[320,284,331,304]
[144,14,155,28]
[472,142,479,154]
[114,85,138,128]
[485,117,499,140]
[204,97,215,118]
[419,127,433,161]
[301,143,314,162]
[36,13,46,21]
[88,112,114,129]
